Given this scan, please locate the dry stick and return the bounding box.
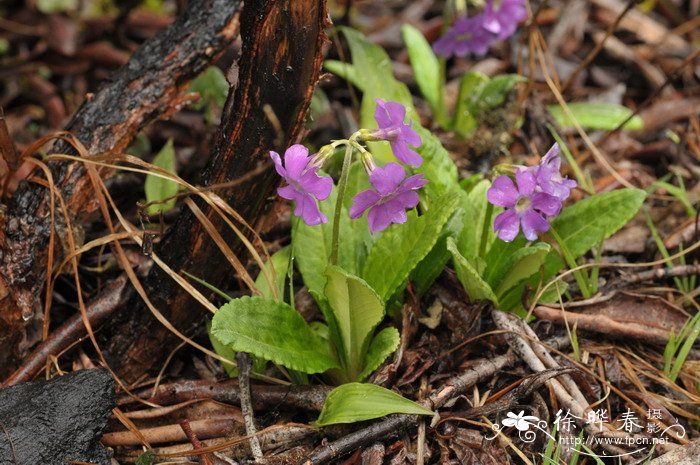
[491,310,630,458]
[622,264,700,285]
[180,419,214,465]
[300,335,570,465]
[237,352,263,462]
[0,0,243,379]
[648,439,700,465]
[2,276,131,386]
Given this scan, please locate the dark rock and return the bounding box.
[0,369,115,465]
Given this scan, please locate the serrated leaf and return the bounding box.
[447,237,498,304]
[323,60,363,90]
[363,195,458,301]
[550,188,646,261]
[293,186,354,296]
[411,201,466,296]
[359,326,400,381]
[494,242,551,297]
[413,125,460,201]
[254,246,291,301]
[208,321,237,378]
[211,296,339,374]
[314,383,433,426]
[144,139,179,214]
[401,24,441,116]
[457,180,495,264]
[189,66,229,110]
[325,266,384,381]
[547,102,644,131]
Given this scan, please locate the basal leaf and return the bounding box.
[363,195,458,301]
[547,102,644,131]
[314,383,433,426]
[494,242,551,297]
[478,74,525,109]
[401,24,441,117]
[211,296,339,374]
[358,326,400,381]
[413,125,460,201]
[293,186,354,295]
[452,71,488,137]
[254,246,291,301]
[208,321,237,377]
[325,266,384,381]
[144,139,179,214]
[457,179,495,264]
[447,237,497,304]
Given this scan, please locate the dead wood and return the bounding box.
[101,0,330,383]
[120,380,333,413]
[0,0,243,379]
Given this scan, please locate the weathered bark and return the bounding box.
[0,369,115,465]
[103,0,330,382]
[0,0,242,378]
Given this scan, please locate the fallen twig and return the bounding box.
[237,352,263,462]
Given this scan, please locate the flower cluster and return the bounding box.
[433,0,527,58]
[487,144,576,242]
[270,100,426,233]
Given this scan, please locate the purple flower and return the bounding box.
[270,144,333,226]
[372,99,423,167]
[482,0,527,40]
[433,15,495,58]
[350,162,428,233]
[532,143,577,201]
[487,170,562,242]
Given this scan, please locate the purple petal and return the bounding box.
[389,190,420,211]
[520,210,550,241]
[283,144,311,180]
[277,185,300,201]
[349,189,381,219]
[515,169,536,196]
[541,143,560,168]
[298,169,333,200]
[391,141,423,167]
[531,192,562,217]
[400,124,422,147]
[367,204,394,233]
[374,99,392,128]
[294,193,327,226]
[401,173,428,191]
[369,162,405,195]
[493,209,520,242]
[487,175,518,207]
[383,101,407,126]
[270,150,286,178]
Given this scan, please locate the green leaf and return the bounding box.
[293,186,354,295]
[547,102,644,131]
[314,383,433,426]
[189,66,229,110]
[325,266,385,381]
[363,195,458,301]
[478,74,525,109]
[359,327,400,381]
[457,180,495,263]
[452,71,489,137]
[401,24,441,116]
[323,60,363,90]
[413,125,460,201]
[254,246,291,301]
[343,162,375,273]
[550,188,646,261]
[411,201,465,296]
[136,450,155,465]
[144,139,179,214]
[494,242,551,297]
[37,0,77,14]
[211,296,339,374]
[447,237,498,303]
[208,321,237,377]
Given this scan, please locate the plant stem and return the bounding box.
[330,143,353,266]
[478,202,494,259]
